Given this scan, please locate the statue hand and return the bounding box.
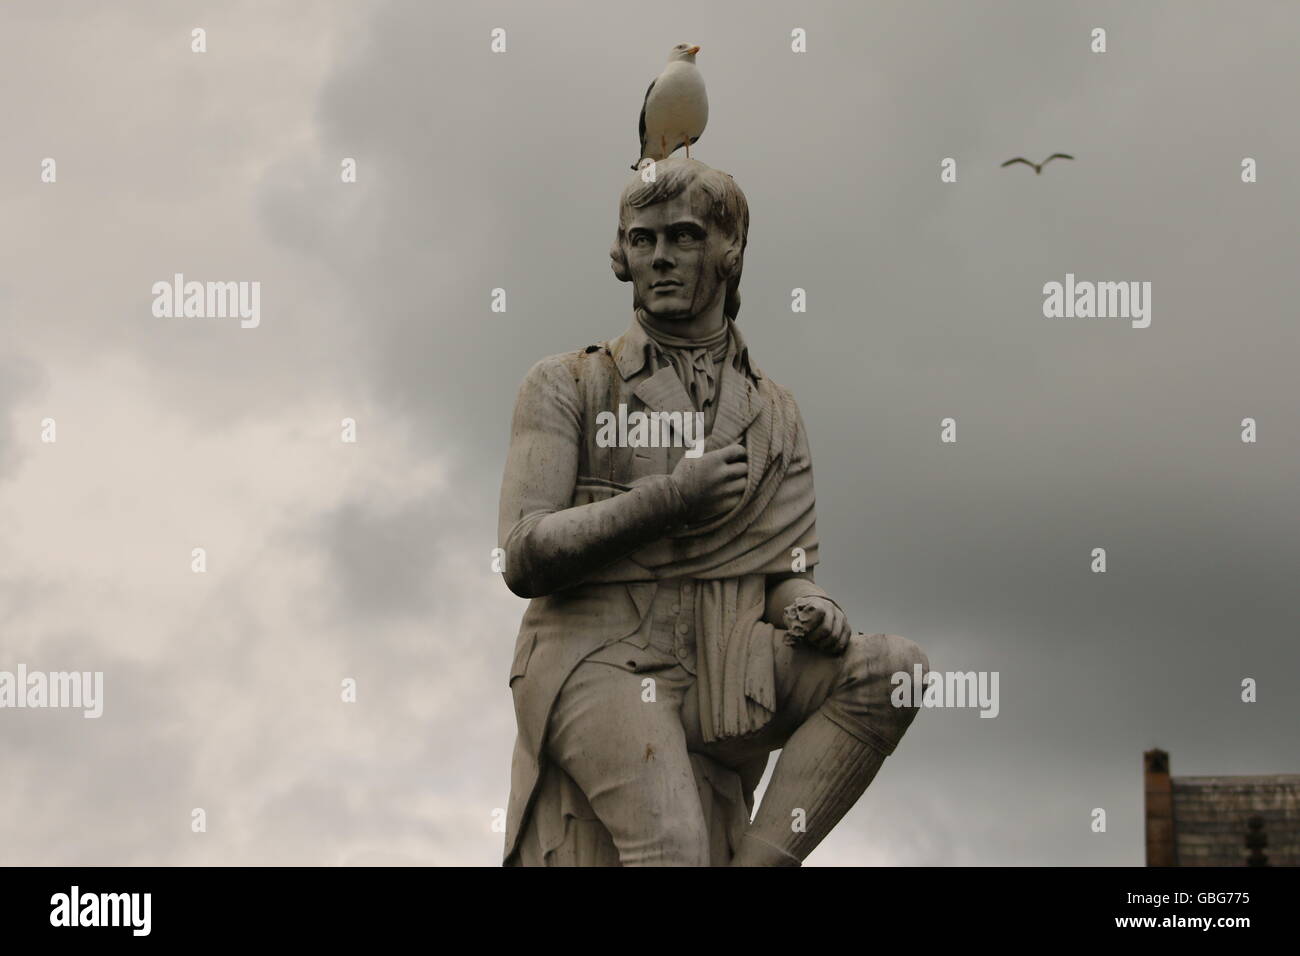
[783,596,851,656]
[669,442,747,524]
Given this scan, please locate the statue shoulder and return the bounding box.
[516,343,618,405]
[523,342,615,379]
[757,372,800,409]
[756,375,813,443]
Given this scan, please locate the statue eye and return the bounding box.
[631,234,652,247]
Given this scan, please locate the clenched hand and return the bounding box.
[783,595,852,656]
[669,442,747,524]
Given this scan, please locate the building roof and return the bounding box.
[1171,774,1300,866]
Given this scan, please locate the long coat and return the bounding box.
[497,317,820,864]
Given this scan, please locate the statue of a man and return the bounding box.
[498,157,927,866]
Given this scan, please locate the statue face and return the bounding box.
[623,193,728,323]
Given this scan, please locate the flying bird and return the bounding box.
[631,44,708,170]
[1001,153,1074,175]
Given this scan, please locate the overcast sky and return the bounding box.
[1,0,1297,866]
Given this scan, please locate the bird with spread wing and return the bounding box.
[1001,153,1074,175]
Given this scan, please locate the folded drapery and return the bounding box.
[573,364,818,742]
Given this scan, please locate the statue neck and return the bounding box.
[637,294,727,341]
[635,309,730,354]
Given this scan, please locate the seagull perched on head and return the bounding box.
[631,43,708,170]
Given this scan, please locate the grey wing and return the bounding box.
[1043,153,1074,164]
[637,78,656,151]
[1001,157,1033,168]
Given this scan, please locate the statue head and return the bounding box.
[610,157,749,324]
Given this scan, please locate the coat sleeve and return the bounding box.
[497,354,689,598]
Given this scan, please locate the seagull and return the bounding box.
[631,44,708,170]
[1001,153,1074,175]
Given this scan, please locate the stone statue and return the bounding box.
[498,156,928,866]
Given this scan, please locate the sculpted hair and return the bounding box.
[610,159,749,320]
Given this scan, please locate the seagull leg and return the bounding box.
[685,137,691,159]
[661,134,667,159]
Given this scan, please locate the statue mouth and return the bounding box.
[650,280,683,290]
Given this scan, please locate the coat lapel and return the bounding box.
[707,361,766,451]
[616,315,769,456]
[632,363,695,415]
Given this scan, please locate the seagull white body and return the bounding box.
[632,44,708,169]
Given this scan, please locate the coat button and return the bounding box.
[670,604,680,614]
[676,622,690,636]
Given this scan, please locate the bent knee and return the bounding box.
[872,632,929,679]
[825,632,929,753]
[842,632,930,684]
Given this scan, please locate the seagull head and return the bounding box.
[668,43,700,63]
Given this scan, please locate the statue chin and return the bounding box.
[641,288,721,324]
[642,306,695,322]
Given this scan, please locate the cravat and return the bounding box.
[635,310,731,433]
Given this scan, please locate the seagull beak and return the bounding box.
[687,46,700,55]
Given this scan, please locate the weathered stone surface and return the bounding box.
[498,157,926,866]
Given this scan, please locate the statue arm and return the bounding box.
[765,571,832,626]
[498,357,688,599]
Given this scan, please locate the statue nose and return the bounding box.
[651,235,679,264]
